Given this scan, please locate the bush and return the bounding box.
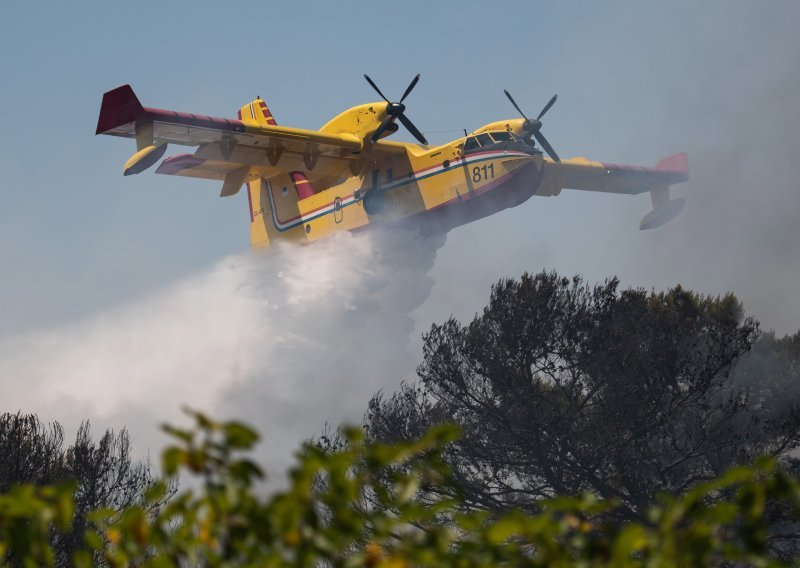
[1,412,799,566]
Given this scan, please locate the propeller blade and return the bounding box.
[537,94,558,120]
[504,89,529,121]
[397,113,428,145]
[533,130,560,163]
[363,74,427,144]
[364,74,390,103]
[370,114,397,143]
[399,74,420,103]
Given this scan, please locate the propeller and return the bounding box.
[364,74,428,145]
[503,90,560,162]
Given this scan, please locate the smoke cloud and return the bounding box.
[416,2,800,337]
[0,228,444,484]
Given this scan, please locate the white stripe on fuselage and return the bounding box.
[265,150,531,231]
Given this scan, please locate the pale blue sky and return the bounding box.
[2,0,799,333]
[2,0,799,470]
[0,1,594,328]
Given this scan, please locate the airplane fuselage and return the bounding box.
[248,135,545,247]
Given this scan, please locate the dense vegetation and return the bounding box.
[2,271,800,565]
[2,411,800,566]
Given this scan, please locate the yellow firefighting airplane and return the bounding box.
[96,75,688,248]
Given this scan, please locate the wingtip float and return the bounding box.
[96,76,690,249]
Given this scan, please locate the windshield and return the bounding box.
[464,137,480,151]
[489,131,513,142]
[476,133,493,147]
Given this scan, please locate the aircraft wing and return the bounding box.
[96,85,404,182]
[538,153,690,230]
[539,153,689,196]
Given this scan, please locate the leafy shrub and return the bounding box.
[1,411,799,566]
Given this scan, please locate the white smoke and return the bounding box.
[0,228,444,484]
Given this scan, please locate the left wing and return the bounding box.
[541,153,689,195]
[538,153,690,230]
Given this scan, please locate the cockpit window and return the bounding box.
[476,133,494,147]
[463,136,480,151]
[489,131,513,142]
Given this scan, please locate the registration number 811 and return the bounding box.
[472,163,495,183]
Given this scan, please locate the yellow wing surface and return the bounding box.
[95,85,403,193]
[539,153,688,195]
[537,153,689,230]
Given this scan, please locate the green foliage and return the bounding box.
[2,411,800,566]
[0,481,74,567]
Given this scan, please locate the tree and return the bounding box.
[0,414,67,492]
[0,413,169,565]
[354,271,800,525]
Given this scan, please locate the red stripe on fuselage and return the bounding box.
[270,191,356,226]
[270,157,537,229]
[271,153,533,225]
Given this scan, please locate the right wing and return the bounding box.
[96,85,404,184]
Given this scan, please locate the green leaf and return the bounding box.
[71,550,93,568]
[612,524,648,561]
[161,423,194,444]
[229,459,265,483]
[162,447,187,475]
[224,421,260,449]
[486,515,523,545]
[84,530,104,550]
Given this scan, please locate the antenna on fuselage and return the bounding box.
[463,129,468,137]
